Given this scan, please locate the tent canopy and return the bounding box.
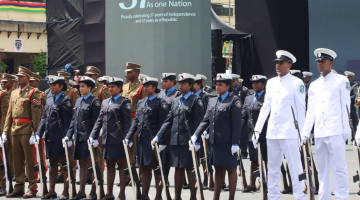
[211,8,250,37]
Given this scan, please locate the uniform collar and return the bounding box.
[54,92,63,102]
[146,94,157,102]
[111,93,122,102]
[234,85,240,91]
[181,91,192,100]
[166,87,175,95]
[20,84,30,92]
[278,72,291,81]
[218,91,229,100]
[83,93,92,100]
[255,90,265,97]
[321,71,334,80]
[194,89,202,96]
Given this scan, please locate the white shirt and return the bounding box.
[302,71,351,138]
[254,72,306,139]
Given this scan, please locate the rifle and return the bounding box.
[113,110,141,199]
[291,106,315,200]
[0,137,13,194]
[201,134,214,189]
[183,110,204,200]
[30,119,48,197]
[87,139,105,199]
[237,150,248,190]
[55,108,76,198]
[280,162,289,192]
[144,108,172,200]
[247,105,267,199]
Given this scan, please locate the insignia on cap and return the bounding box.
[317,52,321,58]
[300,85,305,94]
[126,102,131,110]
[197,99,203,107]
[235,100,241,108]
[346,82,350,91]
[161,101,168,109]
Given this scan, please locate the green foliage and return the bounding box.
[31,52,47,76]
[0,61,8,73]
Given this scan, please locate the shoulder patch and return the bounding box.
[235,100,241,108]
[346,82,350,91]
[94,100,101,107]
[126,102,131,110]
[299,85,305,93]
[197,98,203,106]
[161,101,168,109]
[65,100,72,108]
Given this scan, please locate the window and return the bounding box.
[211,4,233,16]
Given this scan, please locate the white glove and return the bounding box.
[203,131,209,139]
[159,145,166,152]
[231,145,240,155]
[191,134,198,144]
[62,137,72,148]
[89,137,99,148]
[343,134,350,142]
[251,132,260,149]
[1,133,7,144]
[123,139,133,147]
[151,136,159,146]
[29,135,35,145]
[188,140,201,152]
[301,136,308,145]
[35,135,41,145]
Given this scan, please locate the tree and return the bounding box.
[31,52,47,76]
[0,62,8,73]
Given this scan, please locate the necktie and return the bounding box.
[53,96,56,102]
[110,97,115,105]
[217,96,222,105]
[254,93,259,103]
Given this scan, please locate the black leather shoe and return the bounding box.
[70,194,86,200]
[182,184,190,189]
[85,195,97,200]
[202,184,208,190]
[41,192,57,199]
[281,187,293,194]
[223,185,229,191]
[209,187,214,191]
[101,195,115,200]
[242,186,257,193]
[60,195,69,200]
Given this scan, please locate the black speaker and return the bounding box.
[211,29,223,58]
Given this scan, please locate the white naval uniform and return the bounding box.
[254,72,306,200]
[302,71,350,200]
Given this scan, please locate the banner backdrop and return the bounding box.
[106,0,211,82]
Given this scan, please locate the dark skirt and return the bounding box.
[45,140,65,159]
[248,141,268,162]
[103,143,126,160]
[137,137,158,166]
[73,141,91,160]
[170,145,198,169]
[209,144,237,167]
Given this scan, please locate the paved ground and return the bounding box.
[3,143,360,200]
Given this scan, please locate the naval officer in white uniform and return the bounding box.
[302,48,350,200]
[252,50,306,200]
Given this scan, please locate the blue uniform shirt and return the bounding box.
[109,93,122,105]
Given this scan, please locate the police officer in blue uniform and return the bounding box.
[192,73,242,200]
[152,73,204,200]
[63,76,101,200]
[36,76,73,199]
[89,77,131,200]
[157,73,180,185]
[242,75,268,193]
[124,77,168,200]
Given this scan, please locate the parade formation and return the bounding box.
[0,48,358,200]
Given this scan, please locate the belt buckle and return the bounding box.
[15,119,18,124]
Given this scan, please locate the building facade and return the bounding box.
[0,0,46,73]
